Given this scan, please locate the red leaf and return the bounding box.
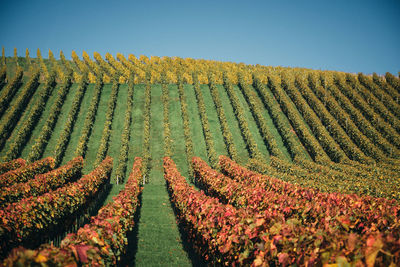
[278,252,289,266]
[75,245,90,263]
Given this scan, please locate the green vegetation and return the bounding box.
[0,53,399,266]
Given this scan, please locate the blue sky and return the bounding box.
[1,0,399,74]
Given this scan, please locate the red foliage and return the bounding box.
[0,157,83,208]
[0,159,26,176]
[0,157,112,255]
[215,155,400,265]
[3,157,143,266]
[0,157,55,188]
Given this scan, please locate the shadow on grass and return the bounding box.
[118,191,143,267]
[164,180,207,267]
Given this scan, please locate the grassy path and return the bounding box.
[42,84,79,158]
[133,84,191,266]
[231,84,270,160]
[216,83,250,164]
[247,84,292,161]
[185,84,208,165]
[108,83,128,181]
[60,84,95,165]
[0,83,44,157]
[201,84,228,157]
[82,84,112,173]
[19,84,61,159]
[169,84,190,178]
[96,83,129,205]
[126,84,145,176]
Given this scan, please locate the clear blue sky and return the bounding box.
[1,0,399,74]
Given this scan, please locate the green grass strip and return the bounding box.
[222,72,262,160]
[74,76,103,158]
[134,81,191,267]
[53,73,89,166]
[238,72,286,160]
[268,74,330,164]
[169,84,190,178]
[27,73,73,162]
[94,77,120,166]
[141,74,151,182]
[3,71,57,161]
[252,75,310,161]
[126,84,145,171]
[0,67,23,119]
[334,74,400,149]
[192,73,218,168]
[177,75,195,178]
[207,73,239,163]
[0,68,40,152]
[184,83,208,164]
[281,72,352,163]
[114,75,135,182]
[161,74,172,157]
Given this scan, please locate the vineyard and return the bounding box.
[0,48,399,266]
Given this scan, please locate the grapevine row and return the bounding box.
[164,157,264,265]
[75,74,103,157]
[36,49,49,80]
[307,73,395,162]
[0,157,83,208]
[94,76,120,166]
[208,72,239,162]
[249,153,400,200]
[222,72,262,160]
[0,67,23,119]
[349,73,400,134]
[238,72,286,160]
[177,73,195,177]
[219,156,400,265]
[4,157,142,266]
[27,71,73,162]
[221,155,398,220]
[59,50,74,75]
[161,72,172,157]
[105,52,129,82]
[360,73,400,118]
[252,74,309,161]
[94,52,117,80]
[82,51,100,75]
[71,50,89,74]
[385,72,400,93]
[114,72,135,182]
[333,73,400,149]
[0,66,6,89]
[141,72,151,181]
[281,72,352,163]
[192,72,218,168]
[0,157,55,189]
[0,158,26,175]
[268,74,330,163]
[307,72,386,161]
[0,68,41,152]
[48,50,64,81]
[0,157,112,258]
[3,70,57,161]
[320,73,400,157]
[54,73,89,166]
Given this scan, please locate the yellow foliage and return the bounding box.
[88,72,96,83]
[103,73,111,83]
[119,76,126,84]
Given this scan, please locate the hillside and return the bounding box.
[0,49,399,266]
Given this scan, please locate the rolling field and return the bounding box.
[0,50,400,266]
